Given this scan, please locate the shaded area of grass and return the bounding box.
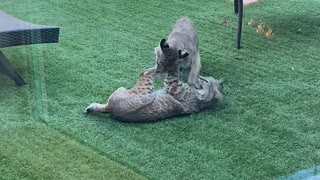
[0,122,147,180]
[1,0,320,179]
[0,70,146,179]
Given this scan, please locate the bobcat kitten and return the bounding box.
[84,67,223,122]
[154,17,201,88]
[85,69,187,122]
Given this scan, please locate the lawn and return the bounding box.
[0,0,319,179]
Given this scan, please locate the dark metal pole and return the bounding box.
[236,0,243,49]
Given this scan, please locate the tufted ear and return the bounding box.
[160,39,169,50]
[178,49,189,59]
[219,79,224,90]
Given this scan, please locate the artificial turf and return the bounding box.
[0,0,319,179]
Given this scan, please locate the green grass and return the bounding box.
[1,0,319,179]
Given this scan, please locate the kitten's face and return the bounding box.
[208,78,224,102]
[154,46,179,73]
[154,39,189,74]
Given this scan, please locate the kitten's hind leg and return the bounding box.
[84,103,111,114]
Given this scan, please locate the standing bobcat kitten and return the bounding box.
[84,67,223,123]
[154,17,201,88]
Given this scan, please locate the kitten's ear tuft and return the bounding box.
[219,79,224,89]
[178,49,189,59]
[160,39,169,49]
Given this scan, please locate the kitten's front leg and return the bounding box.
[188,54,202,89]
[188,72,203,89]
[84,103,111,113]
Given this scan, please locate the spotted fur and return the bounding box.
[85,67,223,122]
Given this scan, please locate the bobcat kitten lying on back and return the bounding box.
[84,67,223,123]
[85,69,186,122]
[154,17,201,88]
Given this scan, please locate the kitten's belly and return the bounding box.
[111,90,186,122]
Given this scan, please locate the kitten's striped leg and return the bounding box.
[84,103,111,114]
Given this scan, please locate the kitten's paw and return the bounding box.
[143,68,158,76]
[84,107,92,113]
[84,103,98,113]
[195,83,203,89]
[190,78,204,89]
[189,82,203,89]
